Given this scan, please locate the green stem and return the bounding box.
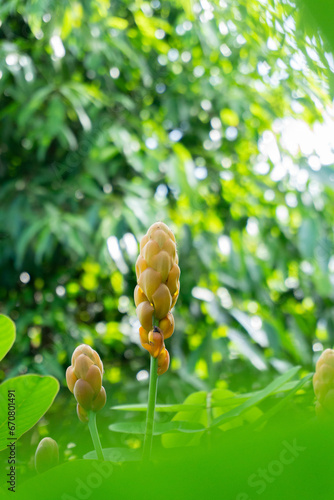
[142,355,159,461]
[88,411,104,461]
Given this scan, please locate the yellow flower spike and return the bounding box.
[159,312,175,340]
[67,344,106,460]
[136,222,180,461]
[135,221,179,352]
[136,301,154,331]
[152,284,172,319]
[313,348,334,418]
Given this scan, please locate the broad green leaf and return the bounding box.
[108,421,205,435]
[250,373,313,429]
[161,392,208,449]
[110,381,304,413]
[0,375,59,450]
[211,366,301,428]
[83,447,141,462]
[0,315,15,362]
[110,403,206,412]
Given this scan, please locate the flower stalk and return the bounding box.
[88,411,105,461]
[142,355,159,461]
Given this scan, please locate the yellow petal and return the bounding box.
[135,255,148,280]
[151,229,168,248]
[166,264,180,295]
[162,238,176,261]
[136,301,154,331]
[159,313,175,340]
[150,250,172,282]
[143,239,161,267]
[138,268,161,302]
[134,285,148,307]
[157,347,170,375]
[152,284,172,319]
[140,234,149,252]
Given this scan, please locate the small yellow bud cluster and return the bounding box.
[140,326,170,375]
[313,348,334,418]
[134,222,180,375]
[66,344,106,422]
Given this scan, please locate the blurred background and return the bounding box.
[1,0,334,462]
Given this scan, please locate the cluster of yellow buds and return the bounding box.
[134,222,180,375]
[66,344,106,422]
[313,348,334,418]
[140,326,170,375]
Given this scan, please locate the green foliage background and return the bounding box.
[0,0,334,464]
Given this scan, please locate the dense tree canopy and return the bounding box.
[1,0,334,404]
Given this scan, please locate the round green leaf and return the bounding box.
[0,315,16,362]
[0,375,59,450]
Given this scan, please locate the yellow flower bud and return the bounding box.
[143,239,161,267]
[74,379,95,410]
[140,326,165,358]
[157,347,170,376]
[150,251,172,282]
[138,268,162,302]
[91,387,107,412]
[66,344,106,420]
[65,366,78,393]
[159,313,175,340]
[166,264,180,295]
[35,437,59,474]
[152,284,172,319]
[134,285,148,307]
[136,301,154,331]
[77,403,89,423]
[85,365,103,397]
